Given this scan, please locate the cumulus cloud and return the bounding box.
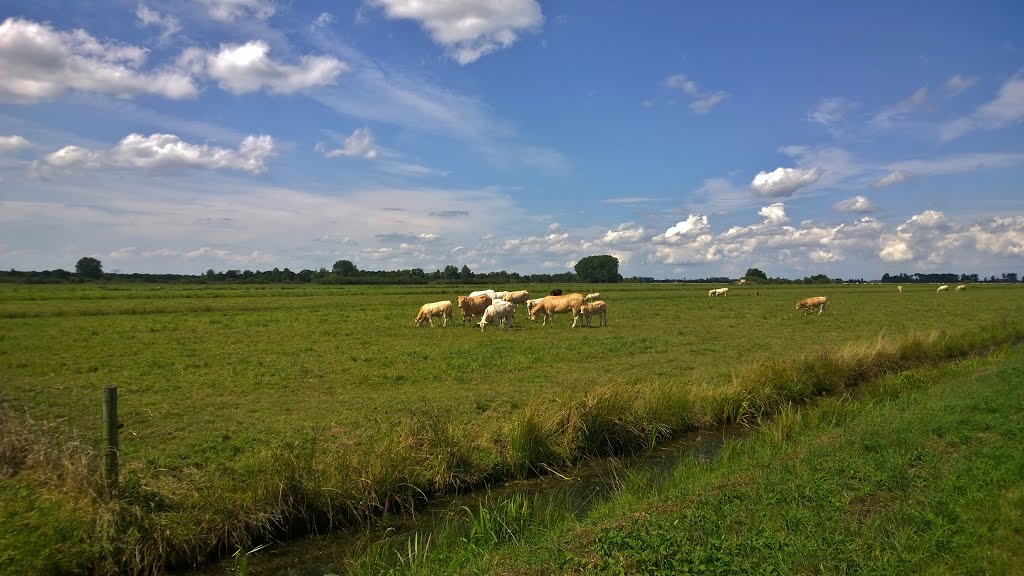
[664,73,729,114]
[665,215,711,238]
[833,195,877,213]
[136,4,181,41]
[375,232,440,243]
[317,128,378,159]
[40,133,276,174]
[0,17,198,102]
[758,203,788,225]
[0,135,31,154]
[369,0,543,65]
[872,170,911,188]
[600,223,649,245]
[750,167,820,198]
[876,210,1024,266]
[182,41,347,94]
[941,71,1024,141]
[197,0,275,22]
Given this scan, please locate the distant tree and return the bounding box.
[75,257,103,279]
[460,264,474,280]
[442,265,460,280]
[332,259,358,277]
[744,268,768,281]
[574,255,622,283]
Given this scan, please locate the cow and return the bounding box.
[414,300,453,327]
[503,290,530,306]
[525,298,544,320]
[937,285,949,293]
[709,287,729,297]
[457,294,492,325]
[584,292,601,302]
[529,293,585,327]
[578,300,607,327]
[469,289,497,300]
[955,284,966,293]
[795,296,829,315]
[897,285,903,293]
[479,300,515,331]
[550,289,562,296]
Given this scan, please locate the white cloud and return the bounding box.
[875,210,1024,267]
[0,135,31,154]
[758,203,788,225]
[944,74,977,97]
[665,215,711,238]
[872,170,911,188]
[197,41,347,94]
[664,73,728,114]
[0,17,198,102]
[136,4,181,41]
[886,152,1024,176]
[750,167,820,198]
[317,128,378,159]
[40,133,276,174]
[600,223,649,245]
[871,86,928,129]
[369,0,543,65]
[941,71,1024,141]
[808,97,857,131]
[833,195,877,213]
[197,0,275,22]
[313,12,335,28]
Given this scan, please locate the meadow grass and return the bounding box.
[1,282,1022,574]
[344,345,1024,576]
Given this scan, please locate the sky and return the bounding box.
[1,1,1022,280]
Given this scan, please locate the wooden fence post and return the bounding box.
[103,386,119,497]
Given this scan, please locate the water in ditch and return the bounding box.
[182,426,744,576]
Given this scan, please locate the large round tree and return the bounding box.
[75,257,103,279]
[574,255,622,283]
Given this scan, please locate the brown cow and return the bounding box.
[457,294,492,325]
[414,300,452,327]
[578,300,607,327]
[529,293,585,327]
[795,296,829,315]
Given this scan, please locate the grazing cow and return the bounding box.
[897,285,903,293]
[550,289,562,296]
[955,284,966,293]
[584,292,601,302]
[457,294,492,325]
[469,289,497,300]
[937,285,949,293]
[414,300,453,327]
[504,290,530,306]
[479,300,515,331]
[529,293,585,327]
[795,296,829,315]
[526,298,544,320]
[578,300,607,327]
[709,287,729,297]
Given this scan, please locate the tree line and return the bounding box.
[0,257,1019,285]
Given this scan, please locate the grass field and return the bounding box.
[2,281,1023,574]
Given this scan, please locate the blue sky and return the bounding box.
[1,1,1022,279]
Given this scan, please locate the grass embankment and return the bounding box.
[4,315,1024,574]
[346,343,1024,575]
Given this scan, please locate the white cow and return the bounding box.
[578,300,607,327]
[955,284,966,293]
[526,298,543,320]
[414,300,453,327]
[937,285,949,293]
[584,292,601,302]
[479,300,515,331]
[469,289,497,300]
[709,287,729,297]
[897,285,903,293]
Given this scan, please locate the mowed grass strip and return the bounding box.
[1,283,1022,574]
[349,345,1024,576]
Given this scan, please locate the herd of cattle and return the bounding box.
[414,289,605,330]
[414,283,972,328]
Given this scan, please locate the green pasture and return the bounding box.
[2,282,1023,574]
[1,282,1020,471]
